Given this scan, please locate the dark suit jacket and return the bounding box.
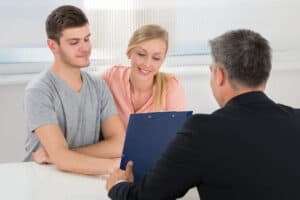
[109,92,300,200]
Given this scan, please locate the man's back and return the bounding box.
[178,91,300,199]
[109,91,300,200]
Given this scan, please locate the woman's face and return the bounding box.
[129,39,167,82]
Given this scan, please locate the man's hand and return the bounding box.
[106,161,134,191]
[32,146,52,164]
[107,158,122,174]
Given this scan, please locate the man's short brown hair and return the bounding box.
[46,5,89,44]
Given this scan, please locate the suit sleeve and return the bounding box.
[108,116,202,200]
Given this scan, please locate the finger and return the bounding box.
[125,161,133,177]
[32,152,40,162]
[105,178,109,190]
[35,147,42,154]
[105,174,115,191]
[34,149,44,158]
[33,150,40,157]
[44,156,51,164]
[32,154,43,164]
[33,151,49,164]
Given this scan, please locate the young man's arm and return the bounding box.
[71,77,125,158]
[73,114,125,158]
[35,124,119,175]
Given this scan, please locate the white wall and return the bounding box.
[1,66,300,163]
[0,84,26,163]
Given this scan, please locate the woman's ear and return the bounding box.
[127,50,132,60]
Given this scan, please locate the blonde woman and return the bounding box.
[101,24,187,128]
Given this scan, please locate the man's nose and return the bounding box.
[80,41,91,52]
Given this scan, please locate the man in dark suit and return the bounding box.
[105,29,300,200]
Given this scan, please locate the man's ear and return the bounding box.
[216,66,226,86]
[47,39,58,53]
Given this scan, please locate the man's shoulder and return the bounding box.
[25,69,54,93]
[82,70,106,88]
[183,113,218,130]
[277,103,300,117]
[187,113,214,122]
[182,109,237,132]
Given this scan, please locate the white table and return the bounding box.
[0,162,109,200]
[0,162,199,200]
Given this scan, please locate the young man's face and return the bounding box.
[56,24,91,68]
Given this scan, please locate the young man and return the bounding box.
[106,29,300,199]
[24,5,125,175]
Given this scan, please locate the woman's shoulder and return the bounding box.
[163,72,187,109]
[102,65,130,80]
[164,73,182,87]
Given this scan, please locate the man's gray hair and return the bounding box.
[209,29,272,87]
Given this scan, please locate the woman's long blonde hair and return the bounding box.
[127,24,169,111]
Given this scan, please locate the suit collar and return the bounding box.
[224,91,274,107]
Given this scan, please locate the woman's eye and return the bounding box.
[137,53,145,57]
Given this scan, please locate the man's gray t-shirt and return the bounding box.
[24,69,116,161]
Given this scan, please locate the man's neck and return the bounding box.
[51,62,83,92]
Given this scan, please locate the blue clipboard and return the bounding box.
[120,111,193,182]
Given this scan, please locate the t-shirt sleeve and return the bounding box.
[166,76,187,111]
[24,89,58,133]
[98,79,117,121]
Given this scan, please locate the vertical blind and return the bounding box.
[0,0,300,75]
